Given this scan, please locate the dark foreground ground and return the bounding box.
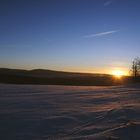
[0,84,140,140]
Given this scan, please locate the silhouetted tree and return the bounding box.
[131,57,140,78]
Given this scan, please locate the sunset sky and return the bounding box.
[0,0,140,74]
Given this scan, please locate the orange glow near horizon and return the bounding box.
[112,70,127,78]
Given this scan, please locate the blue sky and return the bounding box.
[0,0,140,74]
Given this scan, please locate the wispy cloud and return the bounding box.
[104,0,114,6]
[84,30,119,38]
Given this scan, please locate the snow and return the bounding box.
[0,84,140,140]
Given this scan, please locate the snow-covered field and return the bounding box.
[0,84,140,140]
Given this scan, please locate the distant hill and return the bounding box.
[0,68,109,78]
[0,68,127,86]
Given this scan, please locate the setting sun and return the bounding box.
[112,70,125,78]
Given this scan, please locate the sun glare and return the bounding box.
[112,70,125,78]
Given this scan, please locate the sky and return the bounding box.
[0,0,140,74]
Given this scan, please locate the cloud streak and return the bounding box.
[84,30,119,38]
[104,0,114,6]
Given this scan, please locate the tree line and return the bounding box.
[131,57,140,78]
